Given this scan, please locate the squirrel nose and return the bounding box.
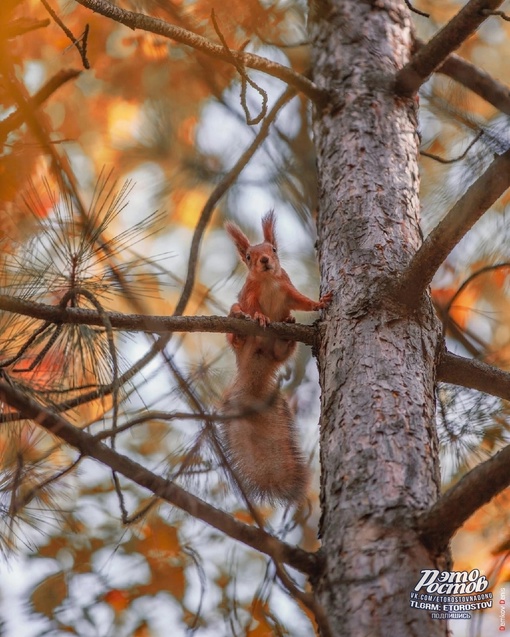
[260,256,269,264]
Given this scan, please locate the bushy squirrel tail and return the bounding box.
[220,335,309,504]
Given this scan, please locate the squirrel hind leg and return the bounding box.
[271,338,296,363]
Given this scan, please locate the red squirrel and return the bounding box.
[220,212,331,504]
[225,210,332,328]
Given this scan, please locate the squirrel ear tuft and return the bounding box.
[225,221,251,265]
[261,209,277,250]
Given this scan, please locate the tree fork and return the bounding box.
[309,1,448,635]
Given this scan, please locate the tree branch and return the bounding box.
[395,147,510,307]
[73,0,325,103]
[437,351,510,401]
[0,68,81,140]
[41,0,90,69]
[395,0,504,96]
[438,53,510,117]
[0,293,315,345]
[420,130,483,164]
[0,378,318,575]
[419,441,510,551]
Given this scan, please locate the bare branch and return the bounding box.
[437,351,510,402]
[481,8,510,20]
[210,9,267,126]
[73,0,325,103]
[395,147,510,307]
[40,0,90,69]
[395,0,505,97]
[419,441,510,551]
[404,0,430,18]
[0,378,318,575]
[438,54,510,117]
[92,410,221,441]
[420,130,483,164]
[0,293,315,345]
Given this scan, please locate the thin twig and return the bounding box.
[0,377,318,575]
[420,130,483,164]
[439,314,484,357]
[40,0,90,69]
[92,410,207,440]
[395,0,505,97]
[404,0,430,18]
[10,457,83,516]
[211,9,268,125]
[481,8,510,20]
[272,560,333,637]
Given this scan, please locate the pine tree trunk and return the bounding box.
[309,1,449,635]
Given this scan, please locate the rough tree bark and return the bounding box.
[309,2,448,635]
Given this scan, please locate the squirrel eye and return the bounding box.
[246,253,251,261]
[272,247,277,253]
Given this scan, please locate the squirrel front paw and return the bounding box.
[316,290,333,309]
[229,307,252,321]
[253,311,271,327]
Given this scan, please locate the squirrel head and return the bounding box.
[225,210,282,275]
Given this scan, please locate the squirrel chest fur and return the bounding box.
[246,272,293,323]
